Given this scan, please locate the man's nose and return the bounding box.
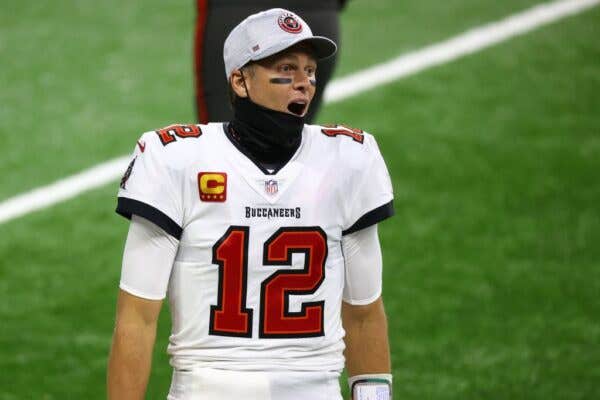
[292,71,311,91]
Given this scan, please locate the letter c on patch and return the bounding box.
[198,172,227,202]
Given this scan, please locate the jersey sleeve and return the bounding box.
[116,131,184,239]
[342,134,394,235]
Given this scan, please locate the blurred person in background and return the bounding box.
[193,0,348,124]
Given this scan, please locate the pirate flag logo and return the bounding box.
[120,157,136,189]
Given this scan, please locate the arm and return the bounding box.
[341,225,393,398]
[342,297,391,375]
[107,289,162,399]
[107,215,179,399]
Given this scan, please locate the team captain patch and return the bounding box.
[198,172,227,202]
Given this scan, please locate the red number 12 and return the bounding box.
[209,226,327,338]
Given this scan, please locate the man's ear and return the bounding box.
[230,69,249,98]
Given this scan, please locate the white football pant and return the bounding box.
[167,368,342,400]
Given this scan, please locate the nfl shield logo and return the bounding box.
[264,179,278,196]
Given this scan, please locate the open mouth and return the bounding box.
[287,101,307,116]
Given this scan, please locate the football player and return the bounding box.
[107,8,394,400]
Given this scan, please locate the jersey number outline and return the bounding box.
[156,124,202,146]
[209,226,327,338]
[321,124,364,144]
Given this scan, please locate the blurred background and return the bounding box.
[1,0,599,398]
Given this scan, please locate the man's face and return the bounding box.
[232,44,318,117]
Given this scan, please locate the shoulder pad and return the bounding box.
[133,123,208,170]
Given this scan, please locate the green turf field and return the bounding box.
[1,1,599,399]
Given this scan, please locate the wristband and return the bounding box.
[348,374,392,400]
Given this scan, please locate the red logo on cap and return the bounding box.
[278,13,303,34]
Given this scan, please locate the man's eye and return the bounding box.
[280,64,293,72]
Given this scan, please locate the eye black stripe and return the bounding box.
[270,78,293,84]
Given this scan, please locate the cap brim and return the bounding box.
[251,36,337,64]
[299,36,337,60]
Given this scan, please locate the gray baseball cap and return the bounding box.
[223,8,337,79]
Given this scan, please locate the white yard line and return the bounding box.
[0,0,598,225]
[0,157,132,224]
[324,0,599,101]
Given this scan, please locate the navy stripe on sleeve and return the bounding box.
[116,197,183,240]
[342,200,394,236]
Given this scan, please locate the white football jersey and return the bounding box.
[116,122,394,373]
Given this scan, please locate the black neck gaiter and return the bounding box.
[229,97,304,164]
